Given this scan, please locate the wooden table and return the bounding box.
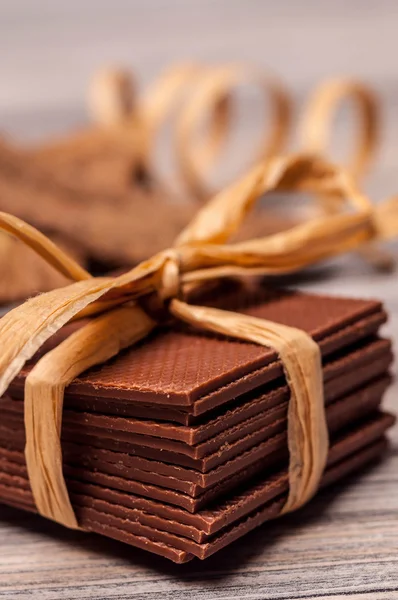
[0,1,398,598]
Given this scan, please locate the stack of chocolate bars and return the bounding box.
[0,282,394,563]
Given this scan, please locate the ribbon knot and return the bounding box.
[142,249,183,321]
[158,249,182,303]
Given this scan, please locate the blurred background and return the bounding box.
[1,0,398,198]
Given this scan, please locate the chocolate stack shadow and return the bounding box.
[0,282,394,563]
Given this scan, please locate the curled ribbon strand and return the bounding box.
[300,78,379,179]
[174,63,292,200]
[28,71,381,211]
[0,154,397,529]
[299,77,391,270]
[133,63,233,188]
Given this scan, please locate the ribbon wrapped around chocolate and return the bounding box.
[0,153,397,530]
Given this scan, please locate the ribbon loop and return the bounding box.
[87,63,235,194]
[88,67,137,127]
[299,78,379,179]
[174,63,291,200]
[158,249,182,302]
[176,154,372,247]
[299,81,393,270]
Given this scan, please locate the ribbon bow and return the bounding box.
[0,153,397,530]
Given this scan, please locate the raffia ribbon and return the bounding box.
[88,63,234,187]
[299,77,391,270]
[173,64,291,200]
[172,71,391,270]
[88,63,293,199]
[300,78,379,179]
[0,154,397,529]
[31,68,382,215]
[176,74,378,201]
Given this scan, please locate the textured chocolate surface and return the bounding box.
[65,332,389,426]
[61,298,386,409]
[11,288,386,417]
[10,308,386,429]
[53,311,386,426]
[7,337,392,445]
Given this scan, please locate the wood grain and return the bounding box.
[0,1,398,597]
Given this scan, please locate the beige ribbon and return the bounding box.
[32,67,384,225]
[131,63,233,186]
[88,63,234,183]
[88,63,293,199]
[299,78,391,270]
[300,78,379,179]
[173,64,292,200]
[0,154,397,529]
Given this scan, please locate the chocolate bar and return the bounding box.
[27,130,143,197]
